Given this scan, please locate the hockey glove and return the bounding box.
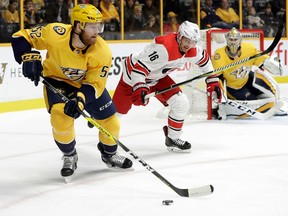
[64,93,85,119]
[132,82,150,106]
[21,51,43,86]
[206,76,222,103]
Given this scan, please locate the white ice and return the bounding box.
[1,85,288,216]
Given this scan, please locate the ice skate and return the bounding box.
[97,143,133,169]
[61,151,78,183]
[163,126,191,153]
[101,154,133,169]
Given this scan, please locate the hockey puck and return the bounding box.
[162,200,173,205]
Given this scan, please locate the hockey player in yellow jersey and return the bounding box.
[206,27,286,119]
[11,4,132,182]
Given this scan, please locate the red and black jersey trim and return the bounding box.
[196,50,210,68]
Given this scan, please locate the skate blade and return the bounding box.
[167,147,191,153]
[105,164,134,171]
[63,175,74,183]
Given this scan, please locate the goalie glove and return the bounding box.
[261,55,283,76]
[132,82,150,106]
[205,76,222,103]
[21,51,43,86]
[64,92,85,119]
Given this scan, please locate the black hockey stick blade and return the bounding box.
[145,23,284,99]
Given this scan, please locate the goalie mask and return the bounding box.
[177,21,200,50]
[71,4,104,33]
[225,28,242,58]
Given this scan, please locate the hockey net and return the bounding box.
[182,29,264,120]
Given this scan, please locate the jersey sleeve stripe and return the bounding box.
[196,50,209,67]
[138,60,151,73]
[132,69,147,77]
[124,59,132,80]
[126,55,134,73]
[133,62,150,76]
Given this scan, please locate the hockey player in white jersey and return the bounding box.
[112,21,214,152]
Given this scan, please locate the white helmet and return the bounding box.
[177,21,200,43]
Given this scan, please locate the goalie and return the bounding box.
[203,27,287,119]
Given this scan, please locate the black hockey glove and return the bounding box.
[21,51,43,86]
[64,95,85,119]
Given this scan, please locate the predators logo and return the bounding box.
[230,66,250,79]
[53,26,66,35]
[213,53,220,60]
[61,67,86,81]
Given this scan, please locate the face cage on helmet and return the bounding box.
[226,33,241,56]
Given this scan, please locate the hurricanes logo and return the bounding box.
[230,66,249,79]
[61,67,86,81]
[53,26,66,35]
[0,63,8,84]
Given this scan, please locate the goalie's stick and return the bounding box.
[225,98,276,120]
[186,85,275,120]
[41,77,214,197]
[144,23,285,100]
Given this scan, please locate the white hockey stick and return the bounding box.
[184,84,275,120]
[225,98,275,120]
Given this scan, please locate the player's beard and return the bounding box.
[80,32,97,46]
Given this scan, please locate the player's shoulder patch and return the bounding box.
[213,53,220,60]
[53,26,66,35]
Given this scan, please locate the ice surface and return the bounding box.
[1,85,288,216]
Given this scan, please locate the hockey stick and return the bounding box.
[186,85,275,120]
[225,98,275,120]
[144,23,284,100]
[41,77,214,197]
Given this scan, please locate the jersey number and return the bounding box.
[100,66,109,77]
[30,26,42,38]
[148,51,159,61]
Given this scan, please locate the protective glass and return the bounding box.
[85,22,104,33]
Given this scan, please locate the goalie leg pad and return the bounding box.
[253,71,278,99]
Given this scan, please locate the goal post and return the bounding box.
[183,29,265,120]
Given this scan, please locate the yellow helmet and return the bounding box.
[71,4,103,30]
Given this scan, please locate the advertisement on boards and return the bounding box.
[0,40,288,103]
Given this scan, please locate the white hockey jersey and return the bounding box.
[122,33,213,87]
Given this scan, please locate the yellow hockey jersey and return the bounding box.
[12,23,112,98]
[212,42,269,89]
